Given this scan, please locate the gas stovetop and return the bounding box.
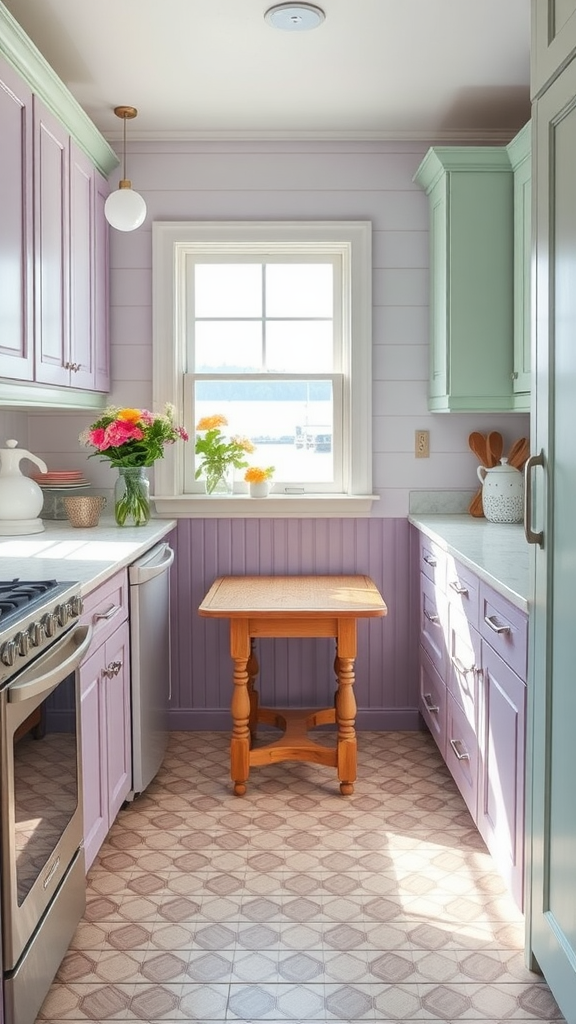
[0,579,83,686]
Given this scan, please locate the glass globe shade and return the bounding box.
[104,187,147,231]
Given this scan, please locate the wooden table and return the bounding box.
[198,574,387,795]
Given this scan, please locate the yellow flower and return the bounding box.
[244,466,274,483]
[197,414,228,431]
[117,408,142,424]
[232,435,256,454]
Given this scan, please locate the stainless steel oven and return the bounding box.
[0,580,92,1024]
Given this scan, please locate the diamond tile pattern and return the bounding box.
[38,730,566,1021]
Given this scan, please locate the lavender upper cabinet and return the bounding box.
[532,0,576,97]
[0,56,33,381]
[94,171,111,392]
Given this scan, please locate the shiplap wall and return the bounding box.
[20,140,528,727]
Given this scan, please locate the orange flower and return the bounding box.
[196,414,228,431]
[244,466,274,483]
[117,408,142,424]
[232,435,256,454]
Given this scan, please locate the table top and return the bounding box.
[198,574,387,619]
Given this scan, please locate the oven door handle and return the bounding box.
[7,624,93,704]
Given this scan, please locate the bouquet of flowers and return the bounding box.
[80,405,188,526]
[195,414,255,494]
[244,466,274,484]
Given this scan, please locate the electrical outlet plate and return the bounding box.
[415,429,430,458]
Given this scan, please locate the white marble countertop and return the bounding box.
[408,514,530,612]
[0,517,176,596]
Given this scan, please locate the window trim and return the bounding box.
[152,220,377,517]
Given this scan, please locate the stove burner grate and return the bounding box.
[0,580,59,621]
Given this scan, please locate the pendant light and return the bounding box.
[104,106,147,232]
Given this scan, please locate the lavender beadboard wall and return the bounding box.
[169,516,420,730]
[12,139,528,728]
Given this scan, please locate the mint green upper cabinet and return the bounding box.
[507,122,531,411]
[414,147,514,413]
[531,0,576,97]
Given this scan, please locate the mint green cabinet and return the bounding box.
[531,0,576,97]
[507,122,531,411]
[414,148,514,412]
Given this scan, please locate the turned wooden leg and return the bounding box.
[230,620,251,795]
[247,638,260,744]
[335,620,357,795]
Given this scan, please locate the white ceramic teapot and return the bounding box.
[0,440,48,535]
[477,457,524,524]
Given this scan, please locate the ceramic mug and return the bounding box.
[64,495,107,528]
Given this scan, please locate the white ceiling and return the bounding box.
[3,0,531,142]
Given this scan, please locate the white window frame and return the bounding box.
[152,221,377,518]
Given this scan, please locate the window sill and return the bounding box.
[152,494,379,518]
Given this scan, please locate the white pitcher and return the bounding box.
[477,457,524,524]
[0,439,48,535]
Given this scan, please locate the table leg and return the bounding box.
[230,619,251,795]
[247,638,260,744]
[335,620,357,795]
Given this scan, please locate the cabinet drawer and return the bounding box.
[419,535,446,590]
[445,557,480,625]
[479,583,528,679]
[446,691,478,823]
[420,572,447,677]
[81,569,128,648]
[419,647,447,757]
[447,607,481,730]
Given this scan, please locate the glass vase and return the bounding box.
[114,467,150,526]
[204,465,233,495]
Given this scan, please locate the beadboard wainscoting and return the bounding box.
[168,516,419,731]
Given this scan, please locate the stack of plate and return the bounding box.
[33,470,91,490]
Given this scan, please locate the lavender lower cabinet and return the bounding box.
[478,640,526,909]
[80,619,131,871]
[446,691,479,821]
[419,648,447,756]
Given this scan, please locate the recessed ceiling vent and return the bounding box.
[264,3,326,31]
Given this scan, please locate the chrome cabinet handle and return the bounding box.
[423,554,437,567]
[423,693,439,713]
[94,603,121,622]
[423,610,440,624]
[484,615,510,635]
[451,655,476,676]
[103,660,122,678]
[524,450,545,547]
[450,738,470,761]
[448,581,468,596]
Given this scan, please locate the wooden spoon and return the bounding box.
[486,431,503,467]
[468,490,485,517]
[468,432,488,465]
[508,437,530,470]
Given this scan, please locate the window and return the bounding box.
[152,221,375,516]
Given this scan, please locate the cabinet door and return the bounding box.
[528,55,576,1021]
[478,642,525,910]
[94,171,110,392]
[532,0,576,97]
[446,691,478,822]
[104,622,131,822]
[0,57,33,381]
[80,645,108,872]
[69,141,94,389]
[33,98,70,386]
[508,122,532,408]
[419,647,447,756]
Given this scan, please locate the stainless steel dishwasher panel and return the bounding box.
[128,540,174,796]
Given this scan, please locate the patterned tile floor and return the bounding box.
[38,729,565,1022]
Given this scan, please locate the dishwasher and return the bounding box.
[128,539,175,797]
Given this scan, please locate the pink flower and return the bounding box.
[139,410,154,425]
[88,427,107,449]
[176,426,189,441]
[104,421,144,448]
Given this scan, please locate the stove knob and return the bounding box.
[56,603,69,627]
[69,595,83,617]
[1,639,17,667]
[42,611,57,637]
[30,621,45,646]
[14,630,30,657]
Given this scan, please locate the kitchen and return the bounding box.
[0,1,575,1022]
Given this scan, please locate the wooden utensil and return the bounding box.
[487,431,503,466]
[508,437,530,470]
[468,431,489,518]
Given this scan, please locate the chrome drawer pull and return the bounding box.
[103,660,122,678]
[451,655,475,676]
[449,738,470,761]
[94,603,121,622]
[423,554,437,567]
[423,610,440,624]
[423,693,439,713]
[449,581,469,596]
[484,615,510,635]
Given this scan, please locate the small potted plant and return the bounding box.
[244,465,274,498]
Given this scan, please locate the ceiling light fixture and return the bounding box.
[264,3,325,31]
[104,106,147,232]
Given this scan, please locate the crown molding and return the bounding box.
[103,127,520,145]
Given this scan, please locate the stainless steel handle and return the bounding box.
[94,603,121,622]
[524,450,545,547]
[450,738,470,761]
[7,625,93,704]
[102,659,122,678]
[448,581,468,596]
[452,655,475,676]
[424,610,440,624]
[423,554,437,567]
[423,693,439,713]
[484,615,510,635]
